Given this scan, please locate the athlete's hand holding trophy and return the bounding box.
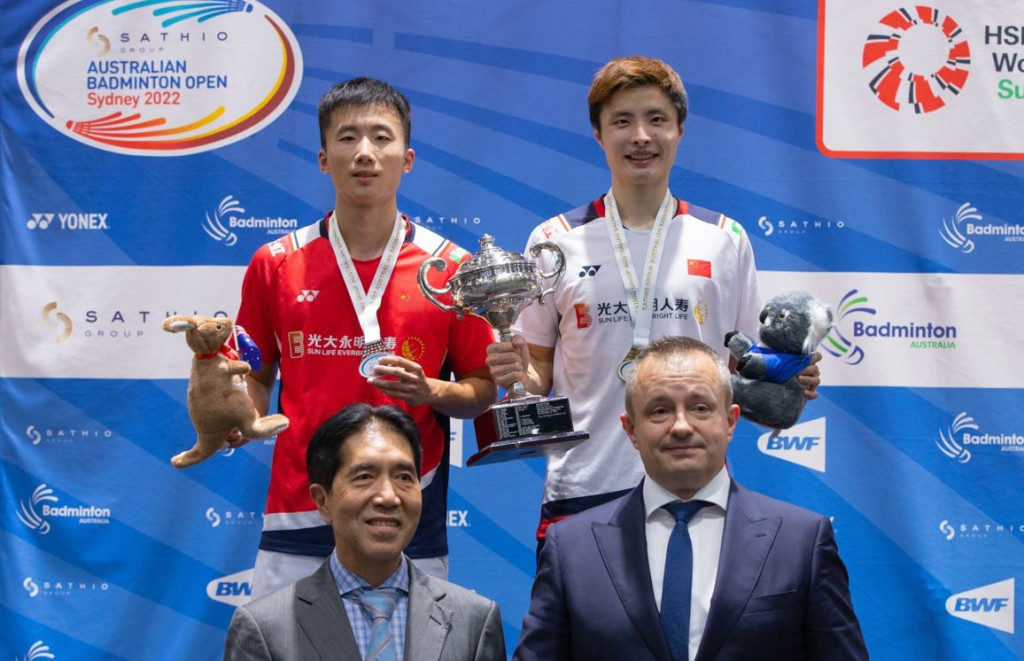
[418,234,588,465]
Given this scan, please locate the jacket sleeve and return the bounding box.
[805,517,870,660]
[223,606,273,661]
[512,525,571,661]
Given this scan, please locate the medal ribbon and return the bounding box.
[328,211,405,346]
[604,189,676,349]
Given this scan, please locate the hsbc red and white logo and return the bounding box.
[819,0,1024,159]
[862,6,970,113]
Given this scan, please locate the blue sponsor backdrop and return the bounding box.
[3,1,1022,659]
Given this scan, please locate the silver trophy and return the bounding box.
[418,234,588,465]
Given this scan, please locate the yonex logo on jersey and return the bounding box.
[573,303,593,329]
[296,289,319,302]
[288,331,304,358]
[578,265,601,277]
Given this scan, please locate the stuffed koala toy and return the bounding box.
[163,315,289,468]
[724,291,833,430]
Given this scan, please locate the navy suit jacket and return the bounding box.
[514,480,868,661]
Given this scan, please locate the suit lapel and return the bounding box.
[695,482,781,661]
[294,561,362,660]
[592,483,672,660]
[405,564,453,661]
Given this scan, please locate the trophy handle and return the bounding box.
[531,241,565,305]
[417,257,458,314]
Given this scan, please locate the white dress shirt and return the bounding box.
[643,466,731,661]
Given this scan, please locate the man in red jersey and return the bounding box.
[235,78,496,597]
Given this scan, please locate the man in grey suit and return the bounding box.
[225,403,506,661]
[514,336,868,661]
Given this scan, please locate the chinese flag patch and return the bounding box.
[688,259,712,278]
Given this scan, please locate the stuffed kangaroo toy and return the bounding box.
[162,314,288,468]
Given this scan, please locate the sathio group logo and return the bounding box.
[26,422,114,447]
[863,6,970,113]
[39,301,231,342]
[23,575,110,598]
[936,411,1024,462]
[203,194,298,246]
[756,215,846,237]
[939,202,1024,253]
[939,517,1024,542]
[17,483,112,535]
[17,0,303,156]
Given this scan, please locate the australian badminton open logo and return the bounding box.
[17,0,303,156]
[863,6,970,113]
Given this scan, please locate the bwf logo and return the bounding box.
[946,578,1014,633]
[756,417,827,472]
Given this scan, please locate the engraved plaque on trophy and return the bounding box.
[418,234,589,466]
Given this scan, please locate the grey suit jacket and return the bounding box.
[224,559,506,661]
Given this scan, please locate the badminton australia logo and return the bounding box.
[203,195,298,245]
[17,483,112,534]
[937,411,1024,462]
[823,289,876,365]
[939,202,1024,252]
[16,641,55,661]
[863,6,971,113]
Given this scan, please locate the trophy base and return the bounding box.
[466,429,590,466]
[467,395,588,466]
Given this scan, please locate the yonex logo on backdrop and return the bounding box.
[946,578,1014,633]
[17,483,111,534]
[207,568,255,607]
[447,510,470,527]
[16,640,55,661]
[26,212,109,231]
[756,417,826,472]
[863,7,971,114]
[937,411,1024,462]
[940,202,1024,252]
[203,195,298,245]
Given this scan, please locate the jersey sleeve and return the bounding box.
[727,217,763,338]
[236,244,281,365]
[512,221,562,349]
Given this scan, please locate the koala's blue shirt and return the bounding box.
[748,344,812,382]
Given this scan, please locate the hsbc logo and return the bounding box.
[207,568,255,607]
[946,578,1014,633]
[757,417,826,472]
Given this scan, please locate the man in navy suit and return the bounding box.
[513,336,868,661]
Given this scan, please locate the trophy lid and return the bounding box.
[453,234,532,275]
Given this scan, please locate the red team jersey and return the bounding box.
[237,213,493,559]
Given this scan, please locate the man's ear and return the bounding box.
[309,483,331,524]
[317,149,329,173]
[402,147,415,174]
[621,412,639,450]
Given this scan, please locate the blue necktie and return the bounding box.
[354,588,400,661]
[660,500,710,661]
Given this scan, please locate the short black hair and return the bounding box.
[317,77,412,148]
[306,403,422,490]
